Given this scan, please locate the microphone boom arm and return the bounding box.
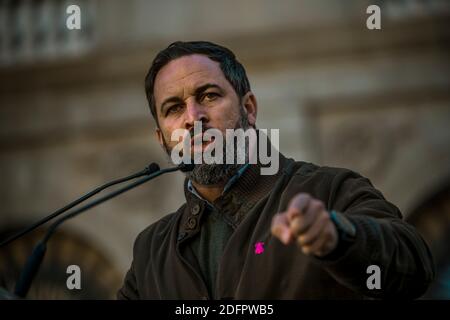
[13,163,191,298]
[0,163,160,248]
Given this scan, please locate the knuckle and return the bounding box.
[316,200,325,211]
[300,234,312,245]
[310,199,324,212]
[292,193,311,206]
[296,192,310,200]
[287,207,301,220]
[301,246,311,255]
[291,217,304,235]
[300,193,312,201]
[290,217,300,229]
[320,211,330,223]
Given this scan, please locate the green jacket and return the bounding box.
[117,154,434,299]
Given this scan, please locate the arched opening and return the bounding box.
[0,225,122,299]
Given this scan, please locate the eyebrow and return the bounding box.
[159,83,223,115]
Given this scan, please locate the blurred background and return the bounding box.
[0,0,449,299]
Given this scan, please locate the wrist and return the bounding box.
[318,210,356,259]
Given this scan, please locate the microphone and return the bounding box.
[0,163,160,248]
[13,162,193,298]
[178,163,195,172]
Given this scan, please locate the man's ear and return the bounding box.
[242,91,258,127]
[155,128,164,148]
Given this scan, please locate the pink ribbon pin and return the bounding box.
[254,242,265,254]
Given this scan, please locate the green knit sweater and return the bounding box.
[189,206,234,298]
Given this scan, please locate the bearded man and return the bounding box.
[117,41,434,300]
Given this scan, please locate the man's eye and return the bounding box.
[203,92,219,102]
[166,104,183,115]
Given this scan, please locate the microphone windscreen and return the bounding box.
[146,163,161,174]
[178,163,195,172]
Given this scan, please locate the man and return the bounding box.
[117,41,434,299]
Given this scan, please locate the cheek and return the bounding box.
[158,118,180,139]
[160,124,190,148]
[209,101,242,130]
[158,126,173,146]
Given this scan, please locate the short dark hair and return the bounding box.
[144,41,251,123]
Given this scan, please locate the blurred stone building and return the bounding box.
[0,0,449,299]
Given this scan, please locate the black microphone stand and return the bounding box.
[0,163,160,248]
[13,163,193,298]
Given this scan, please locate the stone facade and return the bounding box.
[0,0,449,298]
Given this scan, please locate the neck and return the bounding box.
[191,181,224,203]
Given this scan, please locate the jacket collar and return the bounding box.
[186,163,251,206]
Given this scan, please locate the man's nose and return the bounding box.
[184,99,208,130]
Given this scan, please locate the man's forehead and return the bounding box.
[154,55,225,96]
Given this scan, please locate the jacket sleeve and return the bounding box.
[314,168,435,299]
[117,260,139,300]
[116,226,148,300]
[116,214,175,300]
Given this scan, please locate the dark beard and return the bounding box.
[163,107,250,186]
